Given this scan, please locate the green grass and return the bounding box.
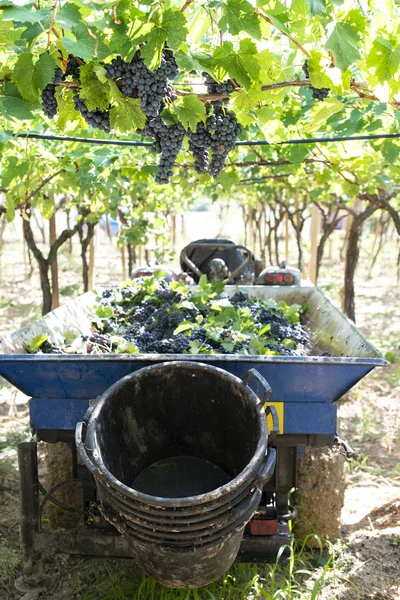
[353,407,380,442]
[64,537,348,600]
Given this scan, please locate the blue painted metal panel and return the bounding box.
[0,356,378,404]
[284,403,336,435]
[30,397,337,435]
[30,398,89,430]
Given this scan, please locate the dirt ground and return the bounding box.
[0,210,399,600]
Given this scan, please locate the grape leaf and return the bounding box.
[110,98,146,132]
[139,9,188,69]
[55,88,86,130]
[26,335,49,353]
[173,322,194,335]
[0,0,33,5]
[0,20,23,46]
[108,21,132,60]
[1,6,51,25]
[1,156,28,186]
[366,37,400,83]
[63,24,109,61]
[219,0,261,40]
[174,95,205,131]
[290,0,309,17]
[38,195,55,219]
[79,62,109,111]
[325,22,361,71]
[0,95,34,119]
[12,52,36,101]
[306,0,326,16]
[12,52,56,102]
[174,49,209,73]
[188,6,212,44]
[303,97,343,132]
[213,39,260,89]
[35,52,57,90]
[231,85,265,125]
[216,169,240,190]
[56,3,83,31]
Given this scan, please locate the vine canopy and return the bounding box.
[0,0,399,187]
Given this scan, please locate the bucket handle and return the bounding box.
[254,447,276,490]
[243,368,271,403]
[243,369,280,440]
[75,421,96,475]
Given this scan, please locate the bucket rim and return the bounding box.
[79,360,269,508]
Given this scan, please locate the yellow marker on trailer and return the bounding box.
[264,401,284,435]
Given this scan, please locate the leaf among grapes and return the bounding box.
[63,24,110,61]
[26,335,49,354]
[0,95,34,120]
[173,321,194,335]
[325,21,362,71]
[306,0,326,16]
[219,0,262,40]
[109,98,146,133]
[139,9,188,70]
[56,3,84,32]
[174,96,205,132]
[1,5,52,26]
[55,88,86,130]
[213,39,260,89]
[307,50,350,93]
[303,97,343,133]
[12,51,56,103]
[79,63,110,111]
[231,85,265,125]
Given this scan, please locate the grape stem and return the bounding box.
[258,11,311,58]
[46,2,58,51]
[180,0,194,13]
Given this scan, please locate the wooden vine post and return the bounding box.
[121,245,127,280]
[309,203,321,285]
[88,231,95,290]
[49,212,60,310]
[284,213,289,264]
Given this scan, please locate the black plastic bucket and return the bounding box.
[76,361,277,588]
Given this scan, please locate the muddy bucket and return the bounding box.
[76,361,277,588]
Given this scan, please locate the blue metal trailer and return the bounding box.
[0,285,386,590]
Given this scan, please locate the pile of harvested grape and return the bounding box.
[28,275,311,356]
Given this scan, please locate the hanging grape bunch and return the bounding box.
[302,61,330,101]
[39,49,242,183]
[138,117,186,183]
[41,67,65,119]
[40,54,111,132]
[188,74,242,178]
[105,49,179,117]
